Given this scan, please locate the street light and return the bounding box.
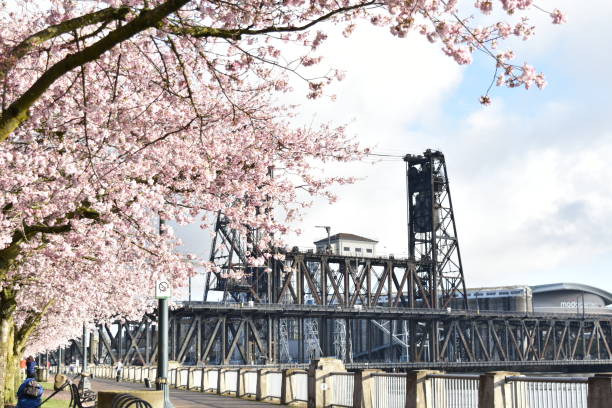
[315,225,331,253]
[157,218,174,408]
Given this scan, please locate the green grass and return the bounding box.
[39,382,70,408]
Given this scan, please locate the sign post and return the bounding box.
[155,278,173,408]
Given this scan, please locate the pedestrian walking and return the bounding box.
[115,361,123,382]
[25,356,37,379]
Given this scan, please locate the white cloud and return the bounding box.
[173,3,612,296]
[285,4,612,291]
[404,91,612,288]
[280,25,464,253]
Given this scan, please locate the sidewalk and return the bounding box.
[89,378,283,408]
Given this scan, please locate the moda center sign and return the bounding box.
[559,300,597,309]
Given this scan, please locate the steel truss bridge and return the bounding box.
[54,150,612,372]
[57,250,612,372]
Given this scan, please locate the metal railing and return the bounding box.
[241,370,258,397]
[371,372,406,408]
[287,371,308,403]
[326,372,354,408]
[506,376,588,408]
[266,370,283,399]
[75,364,601,408]
[204,369,219,392]
[220,369,239,395]
[429,374,479,408]
[176,368,189,389]
[190,368,202,390]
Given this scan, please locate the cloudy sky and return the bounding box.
[173,1,612,298]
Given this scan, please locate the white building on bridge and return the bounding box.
[313,233,378,257]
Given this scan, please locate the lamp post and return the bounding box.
[315,225,331,253]
[156,218,173,408]
[155,277,173,408]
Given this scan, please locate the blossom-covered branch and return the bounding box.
[0,1,565,402]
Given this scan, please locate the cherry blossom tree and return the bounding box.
[0,0,564,403]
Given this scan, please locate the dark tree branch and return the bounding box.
[0,0,190,141]
[0,7,130,82]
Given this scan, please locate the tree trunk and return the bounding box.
[0,315,17,407]
[0,288,17,407]
[4,330,19,408]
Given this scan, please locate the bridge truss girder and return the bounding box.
[60,306,612,371]
[210,251,443,309]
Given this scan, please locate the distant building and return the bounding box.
[531,283,612,314]
[464,285,533,312]
[462,283,612,314]
[313,233,378,256]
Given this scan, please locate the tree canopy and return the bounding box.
[0,0,564,402]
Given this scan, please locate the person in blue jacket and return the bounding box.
[16,377,44,408]
[25,356,37,379]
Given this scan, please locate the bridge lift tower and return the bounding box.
[199,149,470,364]
[404,149,467,310]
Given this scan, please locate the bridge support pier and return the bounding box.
[354,369,384,408]
[587,373,612,408]
[405,370,442,408]
[307,358,346,408]
[478,371,521,408]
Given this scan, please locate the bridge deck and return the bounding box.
[89,378,283,408]
[184,302,612,320]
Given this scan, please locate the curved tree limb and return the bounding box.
[0,0,190,142]
[0,0,383,143]
[160,0,379,39]
[0,6,131,82]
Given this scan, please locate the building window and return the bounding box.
[355,248,362,253]
[344,247,350,251]
[366,249,373,253]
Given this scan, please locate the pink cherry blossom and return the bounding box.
[551,9,567,24]
[0,1,566,394]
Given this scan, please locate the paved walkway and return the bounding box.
[89,378,283,408]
